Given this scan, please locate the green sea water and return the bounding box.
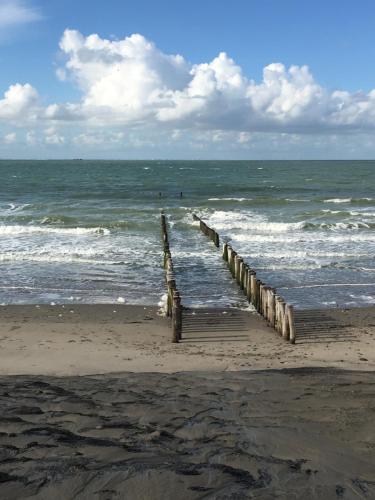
[0,160,374,308]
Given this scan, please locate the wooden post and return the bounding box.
[235,256,242,286]
[240,261,246,290]
[214,232,220,248]
[166,278,176,317]
[229,250,235,276]
[281,301,289,340]
[250,274,256,306]
[172,291,181,343]
[246,271,252,302]
[243,266,248,295]
[263,286,270,319]
[260,284,265,317]
[255,279,261,311]
[222,243,228,261]
[269,290,276,328]
[286,304,296,344]
[275,296,282,334]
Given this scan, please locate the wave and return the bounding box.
[323,197,375,205]
[0,250,120,264]
[233,231,375,244]
[208,197,249,202]
[323,198,352,203]
[206,210,375,233]
[0,225,110,236]
[304,221,373,230]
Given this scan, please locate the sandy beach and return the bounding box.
[0,304,374,375]
[0,305,375,498]
[0,368,375,499]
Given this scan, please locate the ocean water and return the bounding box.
[0,160,374,309]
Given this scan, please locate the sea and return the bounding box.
[0,160,374,310]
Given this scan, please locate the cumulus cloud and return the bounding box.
[3,28,375,149]
[0,0,42,30]
[45,29,375,134]
[0,83,39,121]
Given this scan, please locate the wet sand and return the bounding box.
[0,368,375,499]
[0,305,375,498]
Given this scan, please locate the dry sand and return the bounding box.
[0,304,374,375]
[0,304,375,498]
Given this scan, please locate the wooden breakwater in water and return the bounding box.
[161,211,182,343]
[192,214,296,344]
[193,213,220,247]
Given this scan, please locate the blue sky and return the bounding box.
[1,0,375,159]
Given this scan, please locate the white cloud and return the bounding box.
[0,0,42,29]
[0,83,39,120]
[44,127,65,145]
[3,28,375,157]
[3,132,16,143]
[47,29,375,135]
[72,131,124,145]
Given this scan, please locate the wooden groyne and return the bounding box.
[161,211,182,343]
[193,215,296,344]
[193,213,220,247]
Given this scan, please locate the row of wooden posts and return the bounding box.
[193,214,220,247]
[161,211,182,343]
[193,213,296,344]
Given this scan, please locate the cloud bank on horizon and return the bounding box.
[2,28,375,157]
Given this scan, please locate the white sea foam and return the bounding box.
[285,198,311,202]
[207,197,249,202]
[0,255,110,264]
[0,225,110,236]
[206,210,374,234]
[158,293,168,316]
[324,198,352,203]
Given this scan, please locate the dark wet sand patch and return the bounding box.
[0,368,374,499]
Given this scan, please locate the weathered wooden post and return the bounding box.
[286,304,296,344]
[250,274,256,306]
[242,265,248,295]
[230,250,236,277]
[255,279,261,311]
[214,232,220,248]
[235,256,242,286]
[264,287,270,322]
[269,290,276,328]
[166,278,176,317]
[222,242,228,261]
[172,291,182,343]
[239,260,246,290]
[260,285,265,317]
[281,301,289,340]
[274,295,281,333]
[246,271,252,302]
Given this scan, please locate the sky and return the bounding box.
[1,0,375,159]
